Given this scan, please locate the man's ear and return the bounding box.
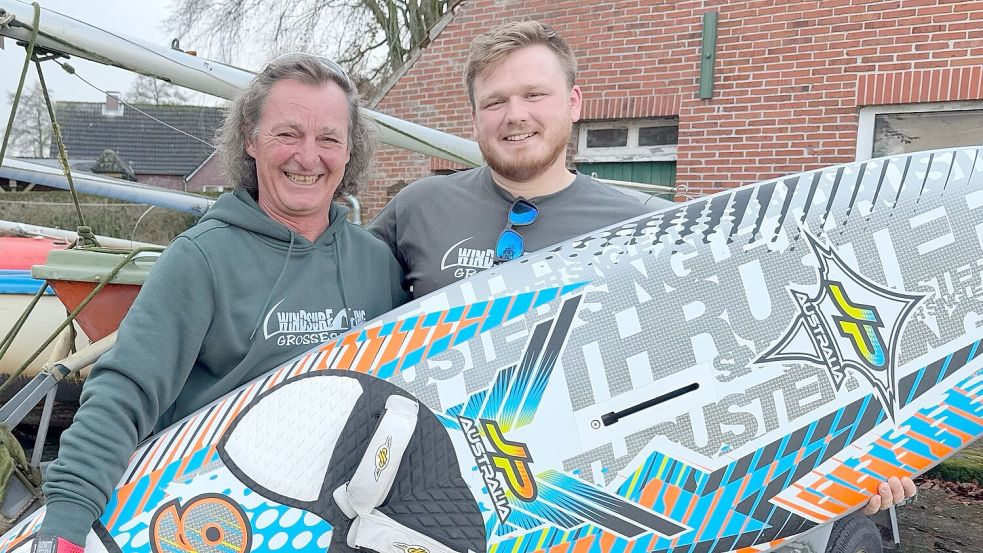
[568,85,583,123]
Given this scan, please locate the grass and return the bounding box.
[926,442,983,484]
[0,191,198,244]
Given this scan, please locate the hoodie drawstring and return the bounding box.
[334,240,352,327]
[250,231,295,341]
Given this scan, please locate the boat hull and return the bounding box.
[0,291,89,383]
[45,280,142,342]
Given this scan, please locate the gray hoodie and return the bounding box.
[41,188,408,544]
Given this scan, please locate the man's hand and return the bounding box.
[861,476,917,514]
[30,536,84,553]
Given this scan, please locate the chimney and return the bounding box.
[103,92,124,116]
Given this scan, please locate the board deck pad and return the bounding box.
[2,146,982,553]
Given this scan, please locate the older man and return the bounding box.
[34,54,407,552]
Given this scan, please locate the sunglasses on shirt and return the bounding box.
[494,199,539,264]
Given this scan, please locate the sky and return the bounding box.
[0,0,226,130]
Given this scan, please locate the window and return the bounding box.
[576,118,678,163]
[873,110,983,157]
[576,118,678,198]
[586,128,629,148]
[202,185,233,193]
[856,101,983,160]
[638,125,678,146]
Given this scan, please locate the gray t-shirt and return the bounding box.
[369,166,660,298]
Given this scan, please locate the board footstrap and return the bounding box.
[332,394,466,553]
[348,509,470,553]
[334,394,418,518]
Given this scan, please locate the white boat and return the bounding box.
[0,226,156,386]
[0,234,87,385]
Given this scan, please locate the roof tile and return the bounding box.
[55,102,224,176]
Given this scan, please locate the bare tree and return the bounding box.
[167,0,457,89]
[5,83,53,158]
[127,75,192,105]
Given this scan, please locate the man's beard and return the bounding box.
[479,122,571,183]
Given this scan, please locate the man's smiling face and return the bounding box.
[247,78,351,230]
[472,44,582,184]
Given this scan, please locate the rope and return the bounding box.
[34,57,101,247]
[131,205,155,242]
[0,2,41,165]
[0,246,165,394]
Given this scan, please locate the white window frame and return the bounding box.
[575,119,678,163]
[202,185,233,193]
[856,100,983,161]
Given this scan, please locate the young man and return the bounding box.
[370,20,669,299]
[34,54,407,552]
[370,18,915,534]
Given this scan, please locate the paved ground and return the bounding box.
[896,472,983,553]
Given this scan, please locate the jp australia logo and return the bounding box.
[374,436,392,481]
[393,544,429,553]
[457,416,535,522]
[440,236,494,279]
[458,407,687,539]
[756,232,924,419]
[262,299,367,346]
[452,294,688,539]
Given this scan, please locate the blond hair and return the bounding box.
[464,20,577,108]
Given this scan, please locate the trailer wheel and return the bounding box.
[826,514,883,553]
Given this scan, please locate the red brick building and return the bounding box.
[363,0,983,221]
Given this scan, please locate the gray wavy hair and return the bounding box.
[216,54,373,198]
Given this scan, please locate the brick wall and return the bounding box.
[364,0,983,219]
[137,174,187,191]
[186,154,230,192]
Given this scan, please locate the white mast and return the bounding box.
[1,158,214,214]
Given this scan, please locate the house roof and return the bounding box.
[16,152,136,181]
[55,102,223,176]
